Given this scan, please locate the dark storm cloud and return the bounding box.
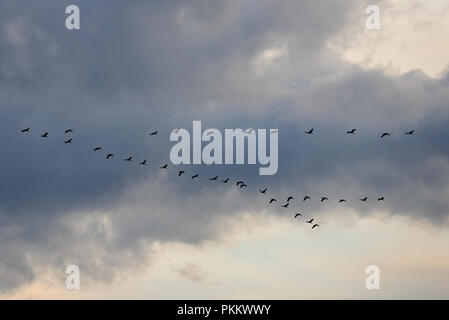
[1,0,448,292]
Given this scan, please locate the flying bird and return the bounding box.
[106,153,114,159]
[236,181,244,186]
[281,203,289,208]
[269,199,277,204]
[222,178,229,183]
[294,213,302,218]
[347,129,357,134]
[178,170,185,176]
[160,164,168,169]
[64,139,72,144]
[359,197,368,202]
[209,176,218,181]
[287,196,294,202]
[381,132,391,138]
[65,129,73,133]
[94,147,102,151]
[305,128,314,134]
[41,132,49,138]
[259,188,267,194]
[405,130,414,135]
[21,128,30,133]
[303,196,311,201]
[150,131,158,135]
[124,156,133,161]
[191,174,199,179]
[139,160,147,165]
[306,219,314,224]
[339,199,346,203]
[377,196,385,201]
[320,197,328,202]
[312,224,320,229]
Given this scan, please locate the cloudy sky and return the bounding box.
[1,0,449,299]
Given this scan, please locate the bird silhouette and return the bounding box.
[305,128,314,134]
[209,176,218,181]
[64,139,72,144]
[160,164,168,169]
[150,131,158,135]
[21,128,30,133]
[222,178,229,183]
[320,197,328,202]
[303,196,311,201]
[377,196,385,201]
[259,188,267,194]
[269,198,277,204]
[191,174,199,179]
[347,129,357,134]
[178,170,185,176]
[94,147,102,151]
[359,197,368,202]
[65,129,73,133]
[236,181,244,186]
[294,213,302,218]
[312,224,320,229]
[405,130,414,135]
[139,160,147,165]
[124,156,133,161]
[339,199,346,203]
[41,132,49,138]
[281,203,289,208]
[106,153,114,159]
[287,196,294,202]
[306,219,314,224]
[381,132,391,138]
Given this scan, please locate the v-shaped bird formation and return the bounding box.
[19,126,416,230]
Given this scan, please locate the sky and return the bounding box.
[1,0,449,299]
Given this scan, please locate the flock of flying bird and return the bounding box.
[19,126,416,231]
